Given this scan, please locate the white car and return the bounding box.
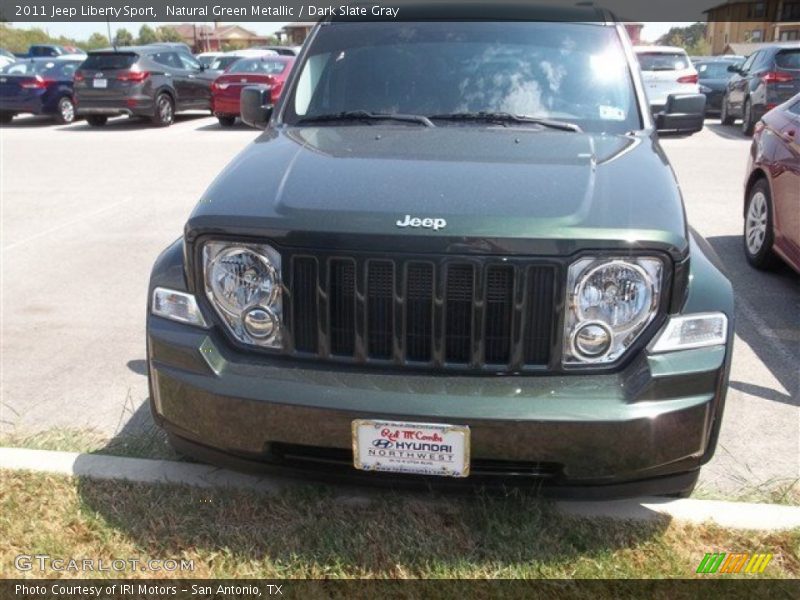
[634,46,699,110]
[207,49,278,74]
[195,52,223,70]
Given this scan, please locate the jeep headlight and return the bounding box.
[564,257,663,364]
[203,241,283,348]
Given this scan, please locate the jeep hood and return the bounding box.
[188,126,688,259]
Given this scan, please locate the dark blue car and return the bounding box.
[0,58,83,124]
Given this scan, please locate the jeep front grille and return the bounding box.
[286,252,557,372]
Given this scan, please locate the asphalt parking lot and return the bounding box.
[1,115,798,496]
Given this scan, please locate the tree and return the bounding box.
[112,28,135,47]
[656,23,708,55]
[137,25,158,45]
[156,26,184,43]
[85,33,109,50]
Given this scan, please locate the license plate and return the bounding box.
[352,419,470,478]
[93,78,107,89]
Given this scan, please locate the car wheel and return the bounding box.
[55,96,75,124]
[86,115,108,127]
[744,179,780,270]
[217,116,236,127]
[741,98,755,136]
[0,113,13,124]
[152,93,175,127]
[720,97,734,125]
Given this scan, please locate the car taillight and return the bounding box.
[761,71,793,84]
[117,70,150,83]
[677,74,699,84]
[214,81,230,90]
[20,76,46,89]
[74,72,85,82]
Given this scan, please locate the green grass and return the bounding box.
[1,470,798,579]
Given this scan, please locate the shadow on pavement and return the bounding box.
[705,122,751,141]
[1,115,62,128]
[57,113,211,132]
[706,234,800,403]
[194,120,255,132]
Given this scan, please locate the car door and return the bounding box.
[157,51,195,108]
[177,52,211,108]
[729,52,758,115]
[772,99,800,263]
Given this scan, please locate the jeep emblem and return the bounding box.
[396,215,447,231]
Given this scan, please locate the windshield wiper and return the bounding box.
[296,110,435,127]
[429,111,582,132]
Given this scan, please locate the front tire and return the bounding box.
[744,179,780,270]
[741,98,755,136]
[217,116,236,127]
[720,97,734,125]
[86,115,107,127]
[152,92,175,127]
[55,96,75,124]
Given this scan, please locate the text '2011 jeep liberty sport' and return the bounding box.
[147,7,732,498]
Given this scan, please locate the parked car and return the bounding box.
[195,52,223,69]
[205,49,279,76]
[634,46,700,112]
[695,56,743,115]
[721,43,800,135]
[743,94,800,273]
[0,48,16,69]
[0,58,83,124]
[147,11,730,498]
[14,44,76,58]
[211,55,295,126]
[73,46,215,127]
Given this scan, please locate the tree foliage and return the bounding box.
[137,25,158,45]
[155,26,184,43]
[112,28,135,47]
[656,22,710,56]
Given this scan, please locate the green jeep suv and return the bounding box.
[147,8,730,498]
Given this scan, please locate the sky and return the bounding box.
[10,21,693,44]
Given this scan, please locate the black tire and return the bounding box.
[744,179,780,270]
[54,96,75,124]
[217,116,236,127]
[86,115,108,127]
[0,113,13,124]
[152,92,175,127]
[720,97,734,125]
[741,98,755,136]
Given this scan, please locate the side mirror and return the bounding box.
[727,64,740,73]
[240,85,273,130]
[655,93,706,135]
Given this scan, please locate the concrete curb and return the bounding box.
[2,447,799,531]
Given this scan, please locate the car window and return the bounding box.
[197,55,217,68]
[81,53,137,70]
[286,21,640,134]
[776,50,800,70]
[696,62,734,78]
[228,58,288,75]
[636,52,690,71]
[787,99,800,115]
[178,53,201,70]
[740,52,758,73]
[152,52,182,69]
[36,61,81,78]
[209,56,242,71]
[0,61,36,75]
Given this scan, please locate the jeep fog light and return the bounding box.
[204,241,283,348]
[151,288,208,328]
[650,313,727,353]
[564,257,663,365]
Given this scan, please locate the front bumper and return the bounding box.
[148,313,730,495]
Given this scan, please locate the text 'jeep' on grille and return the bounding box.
[147,5,733,497]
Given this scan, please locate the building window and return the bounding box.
[750,2,766,18]
[780,29,800,41]
[781,2,800,21]
[747,29,764,42]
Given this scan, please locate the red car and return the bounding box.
[211,55,295,127]
[744,94,800,274]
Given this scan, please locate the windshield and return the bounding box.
[0,60,82,77]
[82,53,137,70]
[227,58,289,74]
[696,61,736,79]
[776,50,800,70]
[284,22,641,134]
[636,52,690,71]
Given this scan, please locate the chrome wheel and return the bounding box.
[157,95,174,124]
[59,98,74,123]
[745,191,768,255]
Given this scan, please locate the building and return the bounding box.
[277,22,317,45]
[172,23,271,53]
[624,22,644,44]
[705,1,800,55]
